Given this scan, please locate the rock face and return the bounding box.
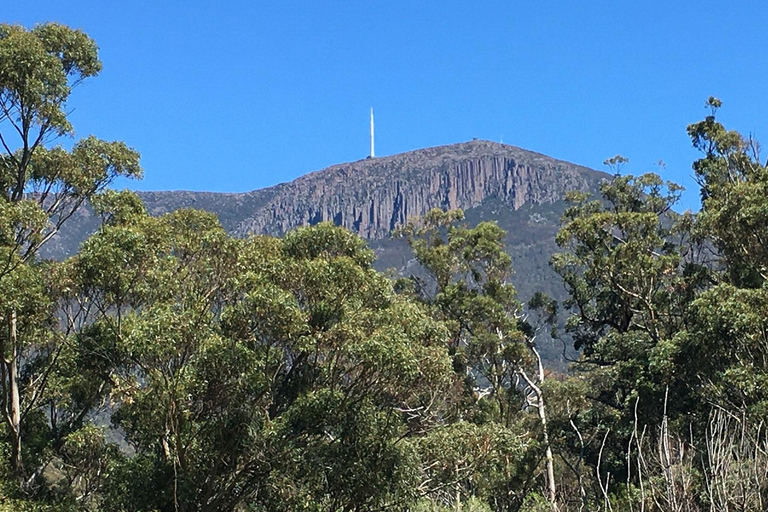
[232,140,606,239]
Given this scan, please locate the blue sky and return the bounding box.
[6,1,768,210]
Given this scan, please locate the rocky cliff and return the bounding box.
[232,140,606,239]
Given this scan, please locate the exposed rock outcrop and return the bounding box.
[233,140,606,239]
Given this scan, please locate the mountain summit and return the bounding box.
[141,139,608,239]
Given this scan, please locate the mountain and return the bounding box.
[46,139,610,302]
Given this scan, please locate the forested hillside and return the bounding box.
[2,23,768,512]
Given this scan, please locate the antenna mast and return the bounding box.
[370,108,375,158]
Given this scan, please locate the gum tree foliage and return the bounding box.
[64,209,454,512]
[679,98,768,418]
[0,23,141,476]
[396,209,526,423]
[397,209,557,510]
[550,172,711,479]
[547,99,768,500]
[539,99,768,511]
[552,98,768,408]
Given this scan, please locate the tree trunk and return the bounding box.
[7,310,22,474]
[455,464,462,511]
[541,414,557,510]
[519,351,558,511]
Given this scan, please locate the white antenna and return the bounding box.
[370,108,375,158]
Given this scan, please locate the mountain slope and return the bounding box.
[48,140,610,303]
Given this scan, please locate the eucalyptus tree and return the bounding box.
[70,214,454,512]
[397,209,558,510]
[544,99,768,511]
[558,173,709,398]
[550,101,768,430]
[549,172,711,485]
[0,23,141,475]
[680,98,768,418]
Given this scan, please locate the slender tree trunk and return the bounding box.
[533,346,557,510]
[520,344,558,511]
[455,465,462,511]
[541,409,557,510]
[7,310,22,474]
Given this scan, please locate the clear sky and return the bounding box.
[6,1,768,210]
